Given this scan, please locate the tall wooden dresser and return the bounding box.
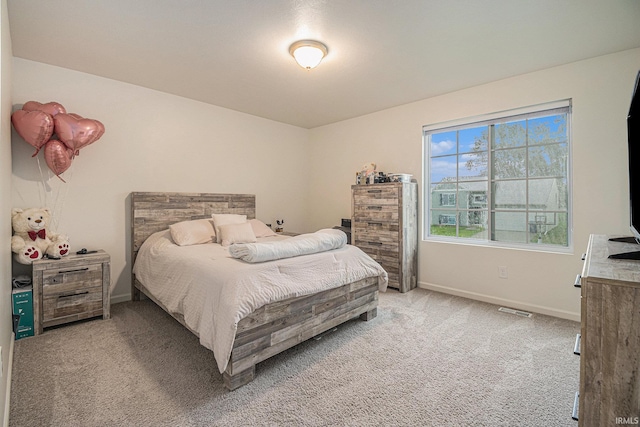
[577,235,640,426]
[351,182,418,293]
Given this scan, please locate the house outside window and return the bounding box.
[423,100,571,251]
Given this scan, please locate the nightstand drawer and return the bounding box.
[42,264,103,295]
[42,289,103,323]
[41,263,104,325]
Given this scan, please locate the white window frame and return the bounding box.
[422,100,573,253]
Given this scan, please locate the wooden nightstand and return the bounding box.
[32,250,111,334]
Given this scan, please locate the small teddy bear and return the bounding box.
[11,207,70,264]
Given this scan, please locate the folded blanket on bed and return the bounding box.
[229,228,347,263]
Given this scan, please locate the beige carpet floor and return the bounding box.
[10,288,580,426]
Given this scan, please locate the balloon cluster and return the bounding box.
[11,101,105,182]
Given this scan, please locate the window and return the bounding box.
[439,214,457,225]
[423,100,571,250]
[440,193,456,206]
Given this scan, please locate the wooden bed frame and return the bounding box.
[131,192,380,390]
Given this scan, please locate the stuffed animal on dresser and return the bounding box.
[11,207,70,264]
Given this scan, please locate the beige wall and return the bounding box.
[0,0,11,422]
[11,58,311,303]
[7,41,640,327]
[308,48,640,320]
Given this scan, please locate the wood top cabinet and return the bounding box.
[579,235,640,426]
[32,250,111,334]
[351,182,418,293]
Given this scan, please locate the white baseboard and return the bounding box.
[418,281,580,322]
[110,293,133,304]
[3,333,14,427]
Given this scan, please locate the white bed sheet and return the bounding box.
[132,230,388,373]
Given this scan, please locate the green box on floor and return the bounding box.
[12,287,34,339]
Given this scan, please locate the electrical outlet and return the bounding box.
[498,266,508,279]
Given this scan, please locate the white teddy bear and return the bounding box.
[11,208,70,264]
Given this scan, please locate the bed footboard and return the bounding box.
[223,276,379,390]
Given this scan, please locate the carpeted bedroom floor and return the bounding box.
[9,287,580,427]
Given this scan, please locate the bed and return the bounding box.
[130,192,387,390]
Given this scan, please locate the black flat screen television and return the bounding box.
[609,70,640,259]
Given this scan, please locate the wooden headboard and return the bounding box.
[130,192,256,298]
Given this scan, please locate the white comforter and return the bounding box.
[133,230,388,373]
[229,228,347,262]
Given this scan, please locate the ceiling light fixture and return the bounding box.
[289,40,328,70]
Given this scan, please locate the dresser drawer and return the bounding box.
[379,261,399,276]
[352,219,399,233]
[352,228,398,243]
[353,205,399,222]
[352,186,399,202]
[360,250,400,288]
[354,238,399,254]
[361,248,399,263]
[387,272,399,287]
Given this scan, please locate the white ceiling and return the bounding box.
[7,0,640,129]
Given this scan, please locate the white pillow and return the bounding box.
[249,219,277,237]
[169,219,215,246]
[218,222,257,247]
[211,214,247,243]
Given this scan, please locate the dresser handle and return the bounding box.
[574,274,581,288]
[367,241,383,246]
[573,334,580,355]
[368,222,383,226]
[366,190,382,194]
[58,291,89,299]
[366,206,382,210]
[58,267,89,274]
[572,391,579,421]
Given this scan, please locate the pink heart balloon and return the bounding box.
[11,109,54,156]
[54,113,105,154]
[44,140,73,182]
[67,114,105,152]
[22,101,67,117]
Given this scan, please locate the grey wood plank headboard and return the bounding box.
[130,192,256,298]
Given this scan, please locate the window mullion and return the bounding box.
[488,125,494,241]
[455,130,460,237]
[525,118,530,244]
